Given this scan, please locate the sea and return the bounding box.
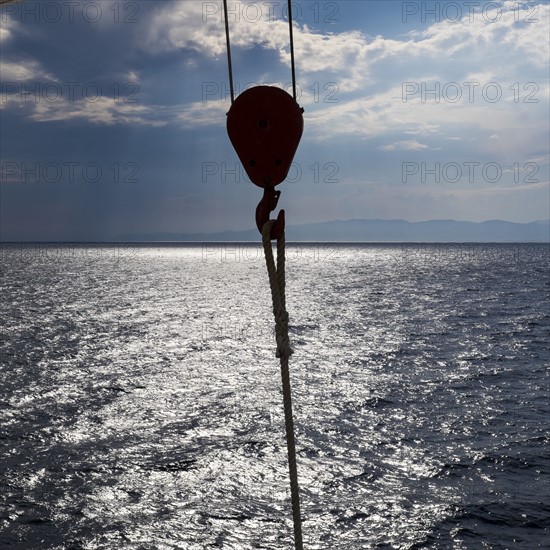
[1,242,548,549]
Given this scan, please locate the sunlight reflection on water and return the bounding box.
[1,243,548,548]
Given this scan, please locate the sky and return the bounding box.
[1,0,549,241]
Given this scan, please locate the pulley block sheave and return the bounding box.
[226,86,304,189]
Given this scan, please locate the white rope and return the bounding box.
[262,221,303,550]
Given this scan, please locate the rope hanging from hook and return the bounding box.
[262,221,303,550]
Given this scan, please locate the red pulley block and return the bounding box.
[226,86,304,189]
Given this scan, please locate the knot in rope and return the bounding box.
[262,220,294,359]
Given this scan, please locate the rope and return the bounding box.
[287,0,298,101]
[262,221,303,550]
[223,0,235,104]
[223,0,298,103]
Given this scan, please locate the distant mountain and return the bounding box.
[120,219,550,243]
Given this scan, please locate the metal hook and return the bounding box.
[256,187,285,240]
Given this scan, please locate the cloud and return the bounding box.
[145,1,372,83]
[0,88,171,126]
[2,0,547,157]
[0,59,56,81]
[125,70,140,83]
[27,97,168,126]
[0,14,17,42]
[380,140,430,151]
[142,0,549,151]
[177,99,228,127]
[1,86,225,128]
[145,1,549,74]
